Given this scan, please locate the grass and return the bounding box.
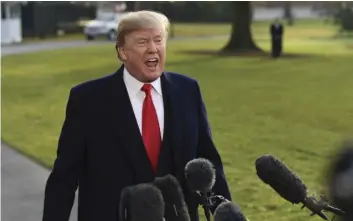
[2,20,353,221]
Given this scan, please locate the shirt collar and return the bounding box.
[123,67,162,95]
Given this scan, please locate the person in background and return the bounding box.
[270,18,284,58]
[42,10,231,221]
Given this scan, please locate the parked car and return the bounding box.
[83,13,124,41]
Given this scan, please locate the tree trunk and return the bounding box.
[222,1,261,52]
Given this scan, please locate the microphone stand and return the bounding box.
[197,192,211,221]
[301,194,346,220]
[197,192,229,221]
[202,194,211,221]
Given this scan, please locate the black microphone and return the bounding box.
[153,174,191,221]
[328,140,353,221]
[185,158,215,221]
[255,154,346,220]
[184,158,229,221]
[214,201,248,221]
[119,183,165,221]
[185,158,216,193]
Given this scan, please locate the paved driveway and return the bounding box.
[1,40,112,56]
[1,143,78,221]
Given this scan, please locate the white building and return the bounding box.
[1,1,24,44]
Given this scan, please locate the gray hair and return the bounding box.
[116,10,170,48]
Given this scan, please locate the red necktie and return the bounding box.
[141,84,161,173]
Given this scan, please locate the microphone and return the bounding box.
[255,154,345,220]
[214,201,248,221]
[184,158,228,221]
[328,140,353,221]
[153,174,191,221]
[185,158,215,221]
[119,183,165,221]
[185,158,216,193]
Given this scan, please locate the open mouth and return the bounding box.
[145,58,159,68]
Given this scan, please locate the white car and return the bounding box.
[83,13,123,41]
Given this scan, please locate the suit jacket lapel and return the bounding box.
[109,65,155,184]
[156,73,185,178]
[155,73,174,176]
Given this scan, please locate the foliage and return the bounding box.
[335,5,353,31]
[147,1,233,22]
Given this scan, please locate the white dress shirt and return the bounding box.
[123,68,164,139]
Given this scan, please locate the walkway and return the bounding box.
[1,143,78,221]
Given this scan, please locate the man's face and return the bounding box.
[119,28,166,83]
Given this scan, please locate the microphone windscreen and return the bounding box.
[129,183,165,221]
[154,174,191,221]
[214,202,247,221]
[328,140,353,216]
[184,158,216,193]
[255,154,307,204]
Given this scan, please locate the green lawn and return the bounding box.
[2,20,353,221]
